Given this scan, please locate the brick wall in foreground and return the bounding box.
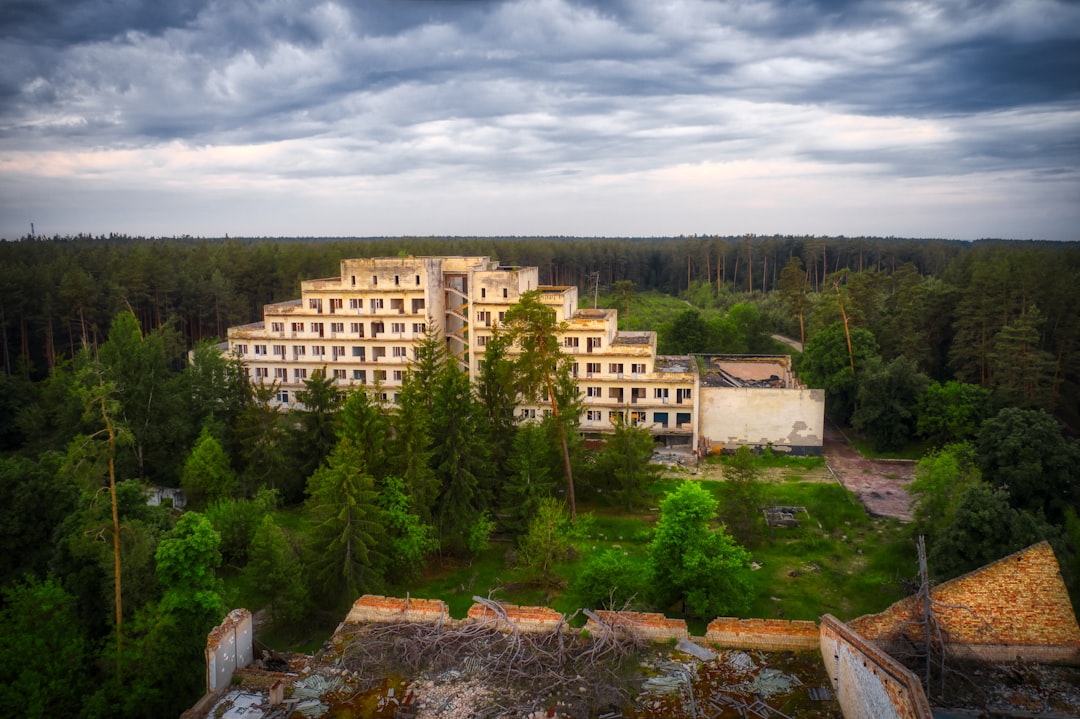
[848,542,1080,664]
[585,610,690,641]
[706,617,819,651]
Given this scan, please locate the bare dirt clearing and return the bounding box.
[823,424,914,521]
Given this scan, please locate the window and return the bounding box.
[371,321,384,336]
[276,389,289,403]
[564,337,579,348]
[350,322,364,336]
[274,367,287,379]
[311,322,324,337]
[393,370,403,381]
[254,367,269,379]
[631,387,647,403]
[351,347,366,360]
[291,322,304,332]
[350,298,361,309]
[609,363,624,375]
[415,275,420,285]
[654,388,669,400]
[332,346,345,359]
[271,321,284,333]
[497,311,505,324]
[476,310,491,326]
[587,337,602,352]
[272,344,285,356]
[374,370,387,381]
[676,412,692,428]
[235,344,247,355]
[411,298,426,313]
[608,387,624,403]
[372,347,386,360]
[608,410,624,424]
[653,412,668,428]
[481,288,486,298]
[586,386,602,398]
[392,346,407,357]
[631,411,646,426]
[677,388,692,403]
[333,369,346,379]
[309,298,320,310]
[521,408,537,419]
[293,346,306,358]
[586,410,601,422]
[390,298,404,313]
[503,288,508,298]
[351,275,356,286]
[571,363,579,378]
[631,363,645,374]
[394,275,400,286]
[312,345,325,356]
[380,392,388,402]
[372,275,378,285]
[330,298,342,312]
[391,322,405,333]
[331,322,344,333]
[586,362,600,376]
[476,335,488,347]
[370,298,384,311]
[412,323,426,333]
[353,370,366,382]
[293,368,307,381]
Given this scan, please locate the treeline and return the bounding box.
[3,234,1076,425]
[0,233,1012,358]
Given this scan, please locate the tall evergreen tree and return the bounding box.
[305,446,385,602]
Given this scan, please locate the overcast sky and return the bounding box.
[1,0,1078,241]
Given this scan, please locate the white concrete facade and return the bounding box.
[226,256,823,451]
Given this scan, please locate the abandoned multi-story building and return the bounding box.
[226,256,824,453]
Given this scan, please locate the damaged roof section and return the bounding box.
[699,355,797,389]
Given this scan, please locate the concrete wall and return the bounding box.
[696,386,825,453]
[206,608,253,693]
[849,542,1080,664]
[820,614,933,719]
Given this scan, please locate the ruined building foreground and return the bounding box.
[227,256,824,453]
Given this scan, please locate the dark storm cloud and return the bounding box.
[1,0,1077,241]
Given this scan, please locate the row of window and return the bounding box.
[238,344,415,360]
[266,320,427,336]
[562,336,606,352]
[583,386,691,402]
[583,409,692,429]
[478,287,510,299]
[258,367,401,384]
[276,388,401,405]
[352,274,421,287]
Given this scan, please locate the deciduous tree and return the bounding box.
[647,482,752,618]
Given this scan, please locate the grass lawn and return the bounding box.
[398,473,916,630]
[744,481,914,621]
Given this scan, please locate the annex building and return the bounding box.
[226,256,824,453]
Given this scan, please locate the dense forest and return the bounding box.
[1,234,1078,718]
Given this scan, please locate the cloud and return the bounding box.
[0,0,1077,240]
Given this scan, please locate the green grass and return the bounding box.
[847,433,932,460]
[396,477,915,628]
[711,451,826,471]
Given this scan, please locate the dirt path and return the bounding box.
[823,423,915,521]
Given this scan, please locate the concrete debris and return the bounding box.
[725,651,756,672]
[751,668,802,697]
[675,638,717,662]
